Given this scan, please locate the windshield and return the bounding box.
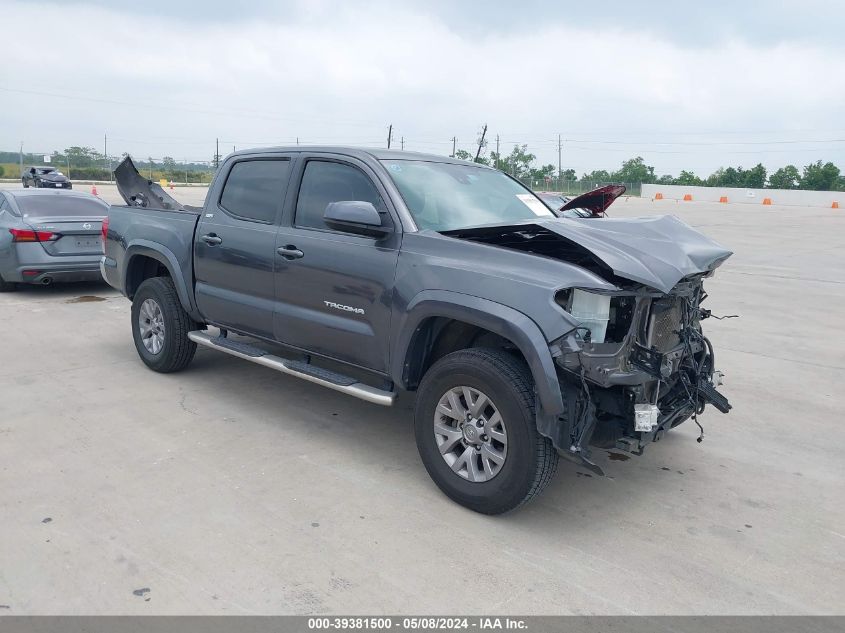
[382,160,554,231]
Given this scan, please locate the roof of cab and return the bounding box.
[226,146,496,169]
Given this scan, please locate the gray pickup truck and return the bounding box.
[102,149,732,514]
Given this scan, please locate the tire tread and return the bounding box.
[416,347,558,514]
[133,276,197,373]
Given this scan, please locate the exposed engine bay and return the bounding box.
[548,277,732,473]
[442,215,733,474]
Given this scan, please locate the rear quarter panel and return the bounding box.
[103,204,201,318]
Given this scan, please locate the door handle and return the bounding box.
[277,245,304,260]
[201,233,223,246]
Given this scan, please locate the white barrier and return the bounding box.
[642,184,843,208]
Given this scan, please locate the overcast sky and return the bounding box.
[2,0,844,176]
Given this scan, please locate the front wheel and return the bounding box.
[414,348,558,514]
[131,276,198,373]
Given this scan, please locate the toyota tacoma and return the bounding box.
[101,149,732,514]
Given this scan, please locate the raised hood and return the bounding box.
[441,215,732,293]
[559,184,626,216]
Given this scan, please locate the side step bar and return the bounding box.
[188,331,396,406]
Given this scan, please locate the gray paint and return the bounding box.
[103,148,732,440]
[0,189,107,286]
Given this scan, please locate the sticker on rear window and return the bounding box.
[516,194,554,217]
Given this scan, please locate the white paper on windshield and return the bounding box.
[516,194,554,217]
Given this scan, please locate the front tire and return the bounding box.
[414,348,558,514]
[131,276,198,373]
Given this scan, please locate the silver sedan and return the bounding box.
[0,189,109,291]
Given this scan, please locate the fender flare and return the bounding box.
[123,240,198,317]
[391,289,565,417]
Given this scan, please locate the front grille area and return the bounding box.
[647,298,683,352]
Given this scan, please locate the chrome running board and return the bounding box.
[188,331,396,406]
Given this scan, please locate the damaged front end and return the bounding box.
[547,277,731,474]
[441,214,734,474]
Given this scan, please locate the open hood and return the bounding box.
[441,215,732,293]
[559,184,626,216]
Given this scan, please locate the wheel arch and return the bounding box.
[123,241,197,318]
[392,290,565,417]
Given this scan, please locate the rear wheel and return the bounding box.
[131,276,198,373]
[414,348,558,514]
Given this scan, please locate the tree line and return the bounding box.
[0,147,214,182]
[3,145,843,191]
[455,145,845,191]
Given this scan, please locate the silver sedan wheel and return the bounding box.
[138,298,166,355]
[433,386,508,482]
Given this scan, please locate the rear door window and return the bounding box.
[219,159,291,224]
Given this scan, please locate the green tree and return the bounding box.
[613,156,656,184]
[529,163,556,183]
[162,156,177,180]
[656,174,674,185]
[0,165,4,178]
[454,149,473,161]
[743,163,767,188]
[767,164,800,189]
[62,146,101,168]
[582,169,611,182]
[675,170,703,185]
[497,145,536,178]
[561,168,576,180]
[801,160,840,191]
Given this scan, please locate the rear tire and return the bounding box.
[131,276,198,373]
[414,348,558,514]
[0,274,16,292]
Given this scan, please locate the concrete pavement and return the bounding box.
[0,193,843,614]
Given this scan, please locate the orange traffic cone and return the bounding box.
[91,184,98,196]
[762,198,772,205]
[833,201,840,209]
[719,196,728,203]
[683,194,693,201]
[654,192,663,200]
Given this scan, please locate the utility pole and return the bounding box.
[557,134,562,187]
[474,124,487,162]
[451,136,456,158]
[401,136,405,151]
[495,134,500,169]
[104,133,109,181]
[296,137,299,146]
[215,138,219,169]
[19,142,23,176]
[387,124,393,149]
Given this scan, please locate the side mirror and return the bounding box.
[324,201,390,237]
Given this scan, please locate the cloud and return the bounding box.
[2,0,843,175]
